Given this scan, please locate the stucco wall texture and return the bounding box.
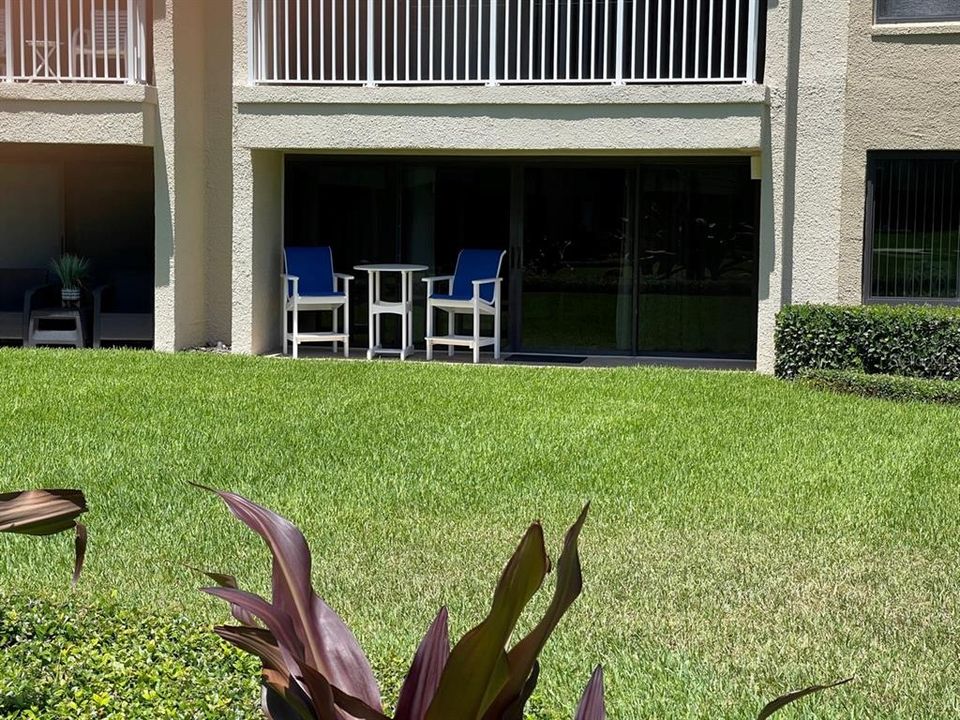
[839,1,960,305]
[3,0,958,369]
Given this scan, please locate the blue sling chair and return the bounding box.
[423,249,506,364]
[282,247,353,358]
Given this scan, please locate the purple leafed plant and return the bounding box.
[197,486,603,720]
[0,488,88,585]
[197,486,847,720]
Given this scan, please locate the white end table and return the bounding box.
[354,264,428,361]
[26,40,62,83]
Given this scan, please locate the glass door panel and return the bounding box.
[635,162,758,357]
[521,166,632,353]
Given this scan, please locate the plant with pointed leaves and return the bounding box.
[0,489,88,585]
[49,254,91,291]
[197,485,601,720]
[196,486,848,720]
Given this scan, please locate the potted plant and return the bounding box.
[50,254,91,307]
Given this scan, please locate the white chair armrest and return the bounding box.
[424,275,453,299]
[282,274,299,302]
[472,278,501,302]
[334,273,353,292]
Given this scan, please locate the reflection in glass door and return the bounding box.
[521,167,633,352]
[635,162,758,357]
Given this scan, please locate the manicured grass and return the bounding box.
[1,349,958,719]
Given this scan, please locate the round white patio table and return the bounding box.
[354,263,428,361]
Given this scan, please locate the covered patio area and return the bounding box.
[0,143,154,348]
[279,154,760,366]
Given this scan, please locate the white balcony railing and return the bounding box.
[250,0,761,86]
[0,0,149,83]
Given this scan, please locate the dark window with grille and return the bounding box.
[865,154,960,302]
[876,0,960,22]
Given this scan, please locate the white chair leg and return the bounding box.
[473,303,480,364]
[344,297,350,358]
[447,311,455,357]
[494,307,501,361]
[332,306,339,354]
[425,302,434,361]
[292,305,299,359]
[281,278,288,356]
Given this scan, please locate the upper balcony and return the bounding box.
[0,0,150,84]
[248,0,762,87]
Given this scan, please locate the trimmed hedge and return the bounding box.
[798,369,960,406]
[775,304,960,380]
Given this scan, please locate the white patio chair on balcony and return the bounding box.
[71,10,128,80]
[282,246,353,359]
[423,249,506,364]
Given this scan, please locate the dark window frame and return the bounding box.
[875,0,960,24]
[863,151,960,306]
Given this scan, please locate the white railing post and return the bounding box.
[366,0,375,85]
[614,0,625,84]
[487,0,498,85]
[4,0,13,82]
[140,0,147,81]
[746,0,759,83]
[125,0,134,83]
[247,0,256,83]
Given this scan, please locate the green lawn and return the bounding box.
[1,349,958,719]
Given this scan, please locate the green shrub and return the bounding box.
[798,369,960,405]
[0,593,261,719]
[0,594,563,720]
[775,304,960,380]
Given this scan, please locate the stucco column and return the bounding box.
[231,0,284,356]
[755,0,852,373]
[204,0,235,344]
[754,0,792,373]
[232,148,283,355]
[789,0,852,305]
[756,102,785,374]
[234,0,249,86]
[153,0,206,350]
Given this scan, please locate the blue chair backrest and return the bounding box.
[285,246,335,296]
[452,249,505,303]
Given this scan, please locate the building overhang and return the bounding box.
[0,84,158,147]
[234,84,768,155]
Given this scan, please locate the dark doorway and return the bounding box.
[0,144,154,347]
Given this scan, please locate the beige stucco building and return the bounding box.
[1,0,958,371]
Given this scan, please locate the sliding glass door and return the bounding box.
[516,160,757,357]
[284,155,758,359]
[634,161,758,356]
